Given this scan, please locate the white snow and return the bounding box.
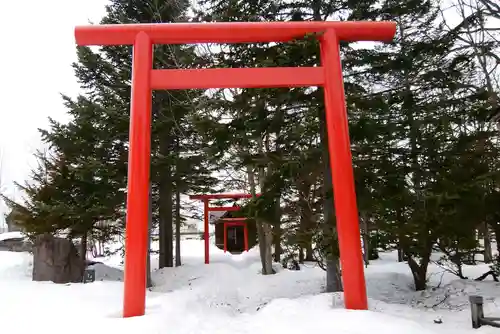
[0,239,499,333]
[0,231,25,241]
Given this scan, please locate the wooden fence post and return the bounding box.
[470,295,484,329]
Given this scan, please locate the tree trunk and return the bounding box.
[326,257,343,292]
[360,213,370,266]
[298,183,315,262]
[261,221,274,274]
[272,109,284,264]
[175,186,182,267]
[299,248,305,264]
[159,162,174,268]
[322,161,343,292]
[483,222,493,264]
[259,164,275,275]
[407,255,429,291]
[248,166,274,275]
[397,211,405,262]
[406,239,433,291]
[397,247,404,262]
[305,243,314,262]
[80,233,87,264]
[493,225,500,254]
[317,89,342,293]
[273,200,282,263]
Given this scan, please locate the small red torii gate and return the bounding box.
[189,193,258,263]
[74,20,396,318]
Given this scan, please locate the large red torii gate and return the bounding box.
[74,20,396,318]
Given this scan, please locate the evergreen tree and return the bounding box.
[7,0,217,268]
[348,0,500,288]
[7,0,499,294]
[195,0,500,290]
[193,0,361,284]
[71,0,219,268]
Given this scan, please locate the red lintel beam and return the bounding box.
[208,206,241,212]
[224,222,247,227]
[189,193,260,200]
[222,218,248,222]
[75,21,396,46]
[150,67,323,90]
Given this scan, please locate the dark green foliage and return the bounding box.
[7,0,499,289]
[5,0,218,265]
[194,0,500,289]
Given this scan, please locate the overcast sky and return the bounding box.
[0,1,109,223]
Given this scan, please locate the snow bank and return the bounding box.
[252,295,437,334]
[0,231,25,241]
[1,240,499,333]
[121,293,438,334]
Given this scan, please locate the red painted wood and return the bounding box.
[75,21,396,46]
[189,193,257,200]
[150,67,324,90]
[320,29,367,309]
[208,206,241,212]
[222,222,247,253]
[244,225,249,252]
[203,199,209,265]
[223,222,228,253]
[122,32,152,318]
[74,19,396,317]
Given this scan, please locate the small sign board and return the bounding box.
[209,211,227,224]
[83,268,96,283]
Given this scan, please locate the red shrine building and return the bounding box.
[211,207,258,254]
[190,193,260,260]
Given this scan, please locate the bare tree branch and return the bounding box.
[441,0,500,128]
[0,148,6,230]
[0,148,3,193]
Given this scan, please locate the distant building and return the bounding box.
[0,231,31,252]
[5,208,23,232]
[0,208,30,252]
[180,222,199,234]
[179,222,202,240]
[150,222,203,240]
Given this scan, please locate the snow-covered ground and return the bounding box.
[1,237,499,334]
[0,231,25,241]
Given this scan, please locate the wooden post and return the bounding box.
[76,19,395,319]
[146,184,153,288]
[320,29,367,309]
[360,213,370,266]
[122,32,153,318]
[244,224,249,251]
[224,222,228,253]
[203,199,209,263]
[470,295,484,329]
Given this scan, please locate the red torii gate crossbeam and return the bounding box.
[189,193,256,264]
[74,20,396,318]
